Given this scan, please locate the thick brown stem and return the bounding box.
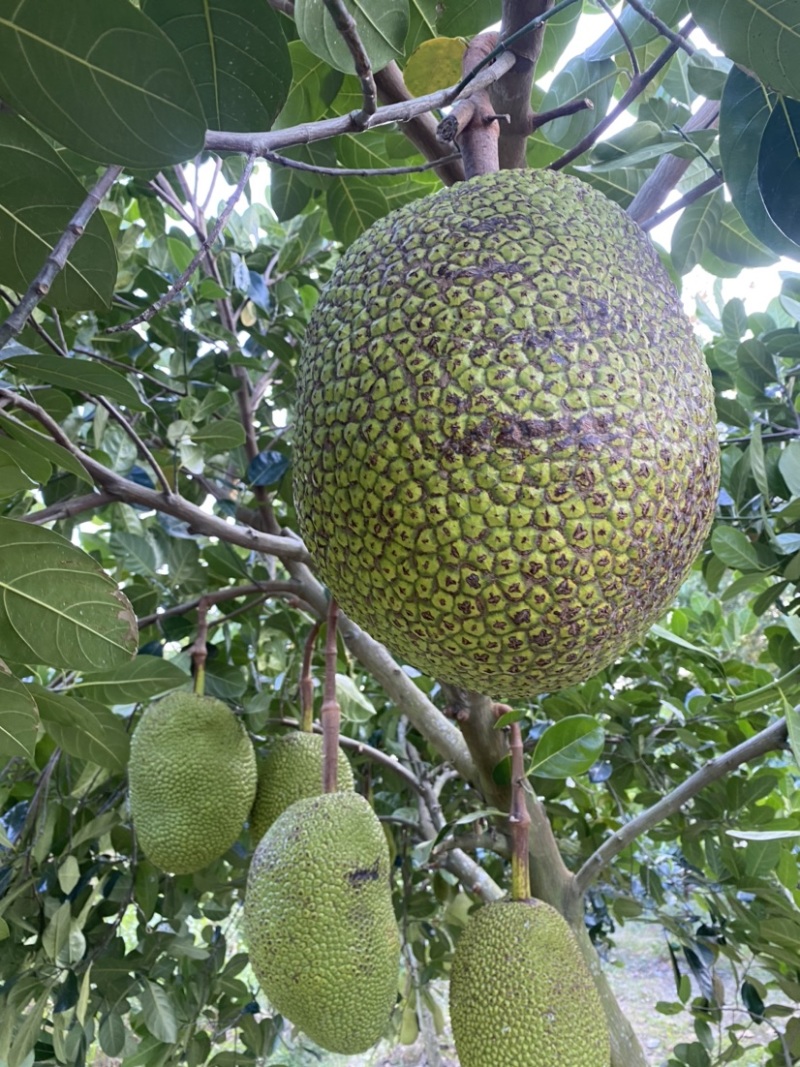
[321,598,341,793]
[300,620,322,732]
[492,0,554,168]
[508,720,531,901]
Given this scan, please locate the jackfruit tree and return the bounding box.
[1,1,800,1065]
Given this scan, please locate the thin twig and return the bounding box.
[596,0,639,76]
[265,148,462,178]
[300,619,322,732]
[0,390,313,564]
[640,173,723,231]
[20,490,118,525]
[321,598,341,793]
[0,165,123,351]
[322,0,376,127]
[73,347,186,396]
[624,0,695,55]
[574,718,788,894]
[529,97,593,131]
[550,21,695,170]
[94,397,173,495]
[107,155,255,334]
[137,581,305,629]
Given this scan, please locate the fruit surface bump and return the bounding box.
[249,731,355,843]
[294,169,719,699]
[244,791,400,1054]
[450,898,610,1067]
[128,690,257,874]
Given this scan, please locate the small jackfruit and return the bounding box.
[450,899,610,1067]
[244,791,400,1053]
[249,732,355,843]
[128,691,257,874]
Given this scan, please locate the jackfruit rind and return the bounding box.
[128,691,257,875]
[249,732,355,843]
[450,899,610,1067]
[244,791,400,1053]
[294,168,719,699]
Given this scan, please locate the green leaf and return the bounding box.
[0,113,116,311]
[335,673,376,722]
[707,202,779,269]
[711,526,770,571]
[326,177,392,245]
[295,0,408,75]
[0,672,38,760]
[671,186,724,274]
[8,988,50,1067]
[0,0,205,168]
[0,411,94,484]
[690,0,800,100]
[719,65,800,258]
[142,0,291,133]
[540,57,618,149]
[99,1012,127,1058]
[787,704,800,773]
[0,518,138,671]
[192,418,247,453]
[436,0,500,37]
[528,715,605,779]
[31,686,130,772]
[780,440,800,494]
[2,354,146,410]
[403,37,464,96]
[587,0,688,59]
[727,829,800,840]
[758,97,800,245]
[139,980,178,1044]
[73,657,189,705]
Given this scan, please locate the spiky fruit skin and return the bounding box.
[450,899,610,1067]
[128,691,257,874]
[249,732,355,843]
[294,169,719,699]
[244,791,400,1054]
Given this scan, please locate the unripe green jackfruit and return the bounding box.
[249,731,355,843]
[450,899,610,1067]
[294,168,719,700]
[244,791,400,1053]
[128,691,257,874]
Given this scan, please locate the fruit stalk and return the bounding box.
[321,598,341,793]
[300,619,322,732]
[508,719,531,902]
[190,598,210,696]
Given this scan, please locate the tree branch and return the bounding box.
[94,396,172,495]
[264,148,461,178]
[623,0,696,55]
[451,33,502,179]
[596,0,638,76]
[322,0,376,127]
[626,98,720,223]
[20,490,118,525]
[640,172,723,231]
[0,392,313,564]
[0,165,123,351]
[204,54,516,158]
[107,155,255,334]
[574,718,789,895]
[550,22,694,171]
[137,581,305,629]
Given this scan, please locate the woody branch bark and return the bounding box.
[492,0,554,169]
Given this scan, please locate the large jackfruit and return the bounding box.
[450,898,610,1067]
[249,731,355,843]
[128,691,257,874]
[294,168,719,700]
[244,791,400,1053]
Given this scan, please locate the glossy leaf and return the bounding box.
[0,113,116,311]
[0,0,205,168]
[436,0,501,37]
[139,979,178,1044]
[2,354,146,410]
[758,97,800,245]
[72,657,189,705]
[671,186,724,274]
[246,451,290,488]
[719,65,800,258]
[0,518,137,671]
[32,687,130,772]
[295,0,408,75]
[540,57,618,149]
[690,0,800,100]
[142,0,292,133]
[528,715,605,779]
[0,672,38,760]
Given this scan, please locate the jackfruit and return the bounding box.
[244,791,400,1053]
[249,731,355,843]
[450,898,610,1067]
[128,690,257,874]
[294,168,719,700]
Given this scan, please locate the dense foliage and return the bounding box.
[1,2,800,1065]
